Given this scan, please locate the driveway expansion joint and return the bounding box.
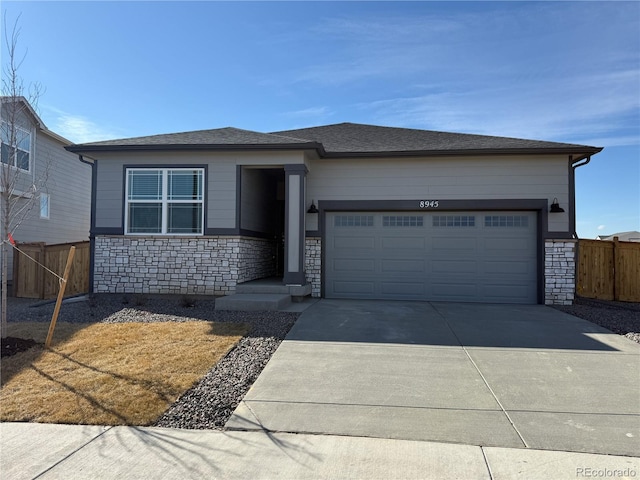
[431,303,529,449]
[32,425,113,479]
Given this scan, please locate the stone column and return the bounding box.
[544,239,577,305]
[283,164,308,286]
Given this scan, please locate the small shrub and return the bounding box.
[133,294,148,307]
[87,294,98,309]
[181,295,196,308]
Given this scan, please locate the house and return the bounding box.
[596,231,640,242]
[66,123,602,306]
[1,97,92,286]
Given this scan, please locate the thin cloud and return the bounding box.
[282,106,333,118]
[357,67,639,146]
[279,4,638,146]
[42,106,121,144]
[597,225,606,231]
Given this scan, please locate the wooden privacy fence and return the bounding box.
[576,238,640,302]
[13,241,90,299]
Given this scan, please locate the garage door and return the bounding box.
[325,211,538,304]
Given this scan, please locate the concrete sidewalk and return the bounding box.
[227,300,640,457]
[1,422,639,480]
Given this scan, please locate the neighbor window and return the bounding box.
[1,121,31,171]
[40,193,50,219]
[125,168,204,235]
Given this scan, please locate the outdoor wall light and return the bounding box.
[307,201,319,214]
[550,198,565,213]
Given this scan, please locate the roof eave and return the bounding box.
[66,142,324,154]
[321,146,603,158]
[41,128,72,145]
[65,142,601,158]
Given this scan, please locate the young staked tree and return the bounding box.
[1,15,46,338]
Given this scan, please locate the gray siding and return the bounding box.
[94,151,304,231]
[306,155,571,233]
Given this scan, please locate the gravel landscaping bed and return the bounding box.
[5,294,298,429]
[552,297,640,344]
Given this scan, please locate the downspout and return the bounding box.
[78,155,96,293]
[569,154,591,239]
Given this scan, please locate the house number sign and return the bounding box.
[419,200,440,208]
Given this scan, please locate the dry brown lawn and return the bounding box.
[0,321,247,425]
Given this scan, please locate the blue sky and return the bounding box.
[3,1,639,239]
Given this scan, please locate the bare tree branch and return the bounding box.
[1,12,49,338]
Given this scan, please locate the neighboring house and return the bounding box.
[597,231,640,242]
[66,123,602,306]
[1,97,91,284]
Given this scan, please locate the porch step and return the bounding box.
[214,293,292,312]
[235,278,312,297]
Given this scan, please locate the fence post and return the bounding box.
[613,236,620,301]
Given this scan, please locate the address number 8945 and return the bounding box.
[419,201,439,208]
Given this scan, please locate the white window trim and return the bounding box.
[1,121,32,173]
[124,167,205,236]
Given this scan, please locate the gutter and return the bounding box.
[569,153,595,239]
[78,155,97,293]
[65,142,325,155]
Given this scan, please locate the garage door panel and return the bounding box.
[326,211,537,304]
[381,282,424,296]
[432,283,478,298]
[432,259,477,274]
[432,237,477,253]
[484,260,532,275]
[333,236,375,249]
[485,237,533,252]
[380,236,426,250]
[332,281,375,296]
[381,259,426,273]
[332,259,375,272]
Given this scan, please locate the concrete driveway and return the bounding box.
[227,300,640,457]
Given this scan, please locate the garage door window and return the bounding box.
[383,215,423,227]
[484,215,529,227]
[433,215,475,227]
[334,215,374,227]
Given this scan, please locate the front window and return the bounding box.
[125,168,204,235]
[1,121,31,171]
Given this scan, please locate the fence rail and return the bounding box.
[13,241,90,299]
[577,238,640,302]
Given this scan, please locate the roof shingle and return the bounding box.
[67,127,319,150]
[67,122,602,157]
[272,122,600,155]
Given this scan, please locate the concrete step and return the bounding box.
[236,279,312,297]
[235,283,290,295]
[214,293,292,312]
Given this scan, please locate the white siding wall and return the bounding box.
[306,155,571,233]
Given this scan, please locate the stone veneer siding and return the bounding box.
[305,238,321,298]
[544,239,577,305]
[94,235,275,295]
